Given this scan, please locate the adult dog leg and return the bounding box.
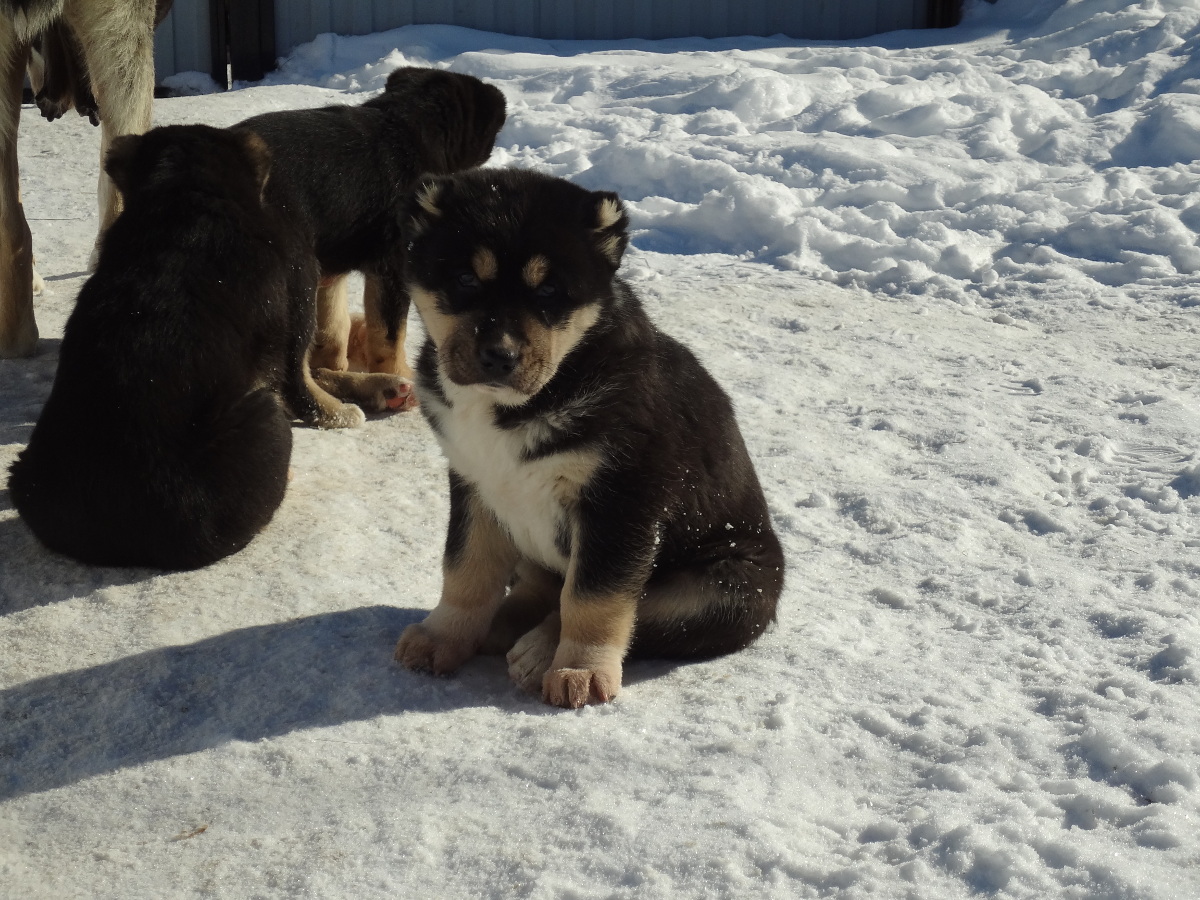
[0,18,36,358]
[65,0,157,264]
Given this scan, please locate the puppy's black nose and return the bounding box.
[479,343,519,378]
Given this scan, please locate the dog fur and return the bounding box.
[393,169,785,708]
[0,0,170,359]
[232,66,507,388]
[7,124,338,569]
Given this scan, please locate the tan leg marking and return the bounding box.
[311,273,351,371]
[542,591,637,708]
[395,495,518,675]
[362,274,414,380]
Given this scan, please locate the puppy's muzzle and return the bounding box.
[478,340,520,379]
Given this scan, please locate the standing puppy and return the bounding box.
[394,169,784,708]
[9,125,311,569]
[234,66,506,387]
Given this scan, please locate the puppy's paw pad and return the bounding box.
[394,623,472,676]
[384,382,418,410]
[354,374,415,413]
[542,667,620,708]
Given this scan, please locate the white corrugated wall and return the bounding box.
[153,0,930,79]
[154,2,211,79]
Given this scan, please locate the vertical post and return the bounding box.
[210,0,276,88]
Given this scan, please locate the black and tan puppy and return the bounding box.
[394,169,785,708]
[8,124,347,570]
[233,66,506,392]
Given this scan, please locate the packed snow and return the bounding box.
[2,0,1199,896]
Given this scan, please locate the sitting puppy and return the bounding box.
[6,124,402,570]
[394,169,785,708]
[233,66,506,389]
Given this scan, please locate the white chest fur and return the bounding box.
[429,382,597,574]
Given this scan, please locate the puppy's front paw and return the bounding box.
[394,623,475,676]
[542,666,621,709]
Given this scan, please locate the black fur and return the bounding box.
[409,169,784,663]
[233,67,506,348]
[7,125,309,570]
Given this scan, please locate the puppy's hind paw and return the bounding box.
[507,625,559,695]
[314,369,417,414]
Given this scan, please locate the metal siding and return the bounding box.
[152,1,935,78]
[153,0,211,78]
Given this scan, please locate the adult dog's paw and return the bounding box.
[542,665,621,709]
[394,623,474,675]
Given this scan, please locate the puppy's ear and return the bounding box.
[591,191,629,267]
[103,133,143,199]
[385,66,422,94]
[239,131,272,199]
[407,173,447,237]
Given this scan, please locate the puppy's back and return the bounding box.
[8,125,297,569]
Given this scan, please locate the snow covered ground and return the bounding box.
[2,0,1199,896]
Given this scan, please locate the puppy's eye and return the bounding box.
[535,281,560,300]
[456,271,481,290]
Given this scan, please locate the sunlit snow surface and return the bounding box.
[2,1,1199,897]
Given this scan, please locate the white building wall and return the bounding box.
[153,0,930,79]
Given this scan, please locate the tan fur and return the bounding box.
[310,273,352,371]
[549,449,601,506]
[312,367,416,414]
[316,274,415,382]
[541,590,637,707]
[361,274,413,379]
[0,16,34,357]
[302,345,367,428]
[595,196,623,231]
[0,0,160,358]
[471,247,498,282]
[415,181,442,217]
[409,285,456,348]
[521,253,549,288]
[394,491,518,674]
[597,234,623,266]
[548,302,600,371]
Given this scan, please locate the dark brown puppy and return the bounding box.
[394,169,785,708]
[8,125,318,569]
[233,66,506,391]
